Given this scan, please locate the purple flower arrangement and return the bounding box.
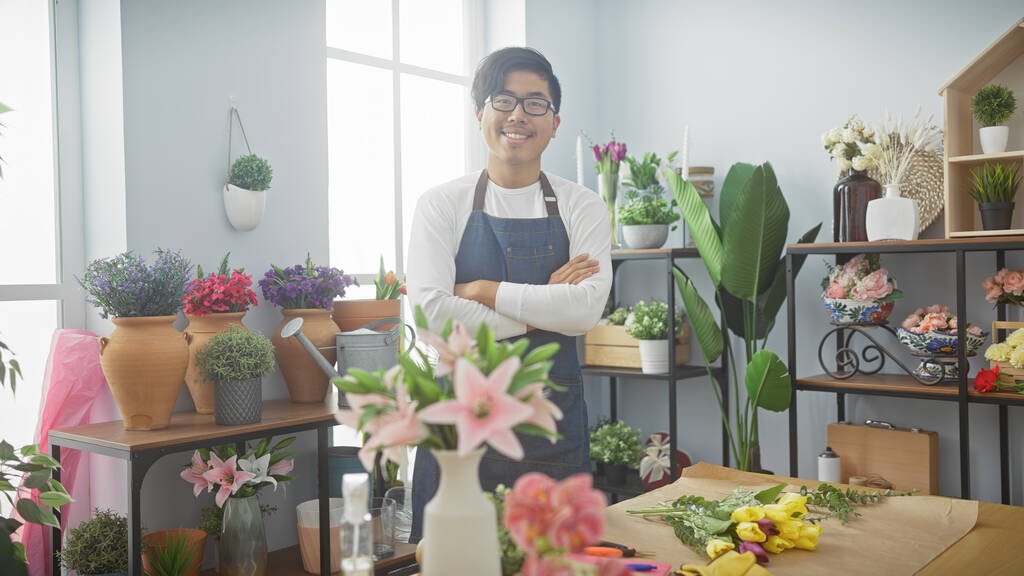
[258,254,357,310]
[78,248,193,318]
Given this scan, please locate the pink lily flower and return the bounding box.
[419,323,474,377]
[358,382,429,472]
[516,383,563,440]
[201,453,257,507]
[179,451,211,497]
[335,389,395,434]
[269,458,294,477]
[418,356,534,458]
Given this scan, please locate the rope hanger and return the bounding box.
[226,105,254,185]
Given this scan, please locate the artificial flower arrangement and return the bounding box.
[981,327,1024,394]
[180,436,296,507]
[333,308,563,474]
[258,253,357,309]
[624,300,686,341]
[821,115,882,172]
[982,267,1024,307]
[182,252,258,316]
[79,248,193,318]
[820,254,902,325]
[585,131,628,246]
[872,109,943,187]
[374,256,406,300]
[896,305,987,373]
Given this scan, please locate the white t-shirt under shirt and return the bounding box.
[407,171,613,340]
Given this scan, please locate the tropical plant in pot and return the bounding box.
[969,162,1022,231]
[624,299,686,374]
[333,255,404,333]
[224,153,273,231]
[666,161,822,471]
[142,528,205,576]
[182,252,259,415]
[972,84,1017,154]
[196,325,275,425]
[821,253,902,325]
[589,420,643,486]
[57,509,128,576]
[619,152,680,249]
[78,248,193,430]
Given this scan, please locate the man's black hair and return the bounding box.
[471,47,561,114]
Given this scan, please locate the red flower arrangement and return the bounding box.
[183,253,258,316]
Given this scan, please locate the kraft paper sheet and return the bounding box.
[604,462,978,576]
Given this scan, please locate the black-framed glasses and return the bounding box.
[487,94,555,116]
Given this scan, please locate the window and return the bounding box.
[0,0,84,516]
[326,0,481,291]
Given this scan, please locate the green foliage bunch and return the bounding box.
[618,190,681,226]
[2,442,70,574]
[486,485,526,576]
[58,509,128,576]
[230,153,273,191]
[969,162,1022,204]
[625,300,686,340]
[144,529,196,576]
[606,306,630,326]
[196,324,275,382]
[589,420,644,467]
[624,151,676,192]
[972,84,1017,127]
[0,338,21,394]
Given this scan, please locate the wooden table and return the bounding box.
[198,542,418,576]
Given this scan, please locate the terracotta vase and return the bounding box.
[184,311,247,414]
[332,298,401,332]
[142,528,207,576]
[99,316,188,430]
[272,308,337,403]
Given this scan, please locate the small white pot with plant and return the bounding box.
[626,299,685,374]
[973,84,1017,154]
[619,152,680,249]
[224,153,273,231]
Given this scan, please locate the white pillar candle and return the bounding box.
[681,125,690,180]
[576,134,585,186]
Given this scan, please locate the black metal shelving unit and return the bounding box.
[785,236,1024,503]
[584,248,730,493]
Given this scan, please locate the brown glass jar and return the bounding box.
[833,169,882,242]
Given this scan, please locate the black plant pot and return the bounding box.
[979,201,1015,231]
[605,463,628,486]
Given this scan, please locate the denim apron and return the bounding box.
[410,170,589,543]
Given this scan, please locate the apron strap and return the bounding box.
[472,170,561,217]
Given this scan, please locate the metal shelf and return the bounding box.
[582,364,717,381]
[787,236,1024,255]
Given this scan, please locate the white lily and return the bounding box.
[238,454,278,490]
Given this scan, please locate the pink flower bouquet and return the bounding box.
[333,308,563,474]
[982,267,1024,307]
[820,254,902,325]
[180,436,296,507]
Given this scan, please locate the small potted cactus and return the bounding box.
[224,152,273,231]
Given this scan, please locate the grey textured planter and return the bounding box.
[622,224,669,249]
[214,377,262,425]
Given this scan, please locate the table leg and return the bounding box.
[49,442,61,576]
[127,454,143,576]
[318,425,330,576]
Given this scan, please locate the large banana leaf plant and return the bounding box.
[666,162,820,471]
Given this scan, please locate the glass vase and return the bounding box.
[598,171,621,247]
[832,169,882,242]
[219,495,268,576]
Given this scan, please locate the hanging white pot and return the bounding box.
[979,126,1009,154]
[638,339,670,374]
[223,183,267,231]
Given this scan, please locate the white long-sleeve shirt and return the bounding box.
[407,171,612,340]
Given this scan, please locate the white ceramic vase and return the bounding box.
[866,184,919,241]
[622,224,669,249]
[223,183,267,231]
[979,126,1009,154]
[421,448,500,576]
[638,339,670,374]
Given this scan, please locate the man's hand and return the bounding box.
[454,279,499,309]
[548,253,599,285]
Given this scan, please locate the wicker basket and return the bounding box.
[990,320,1024,386]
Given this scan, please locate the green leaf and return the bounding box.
[756,223,822,332]
[721,163,789,301]
[665,166,723,286]
[254,437,270,457]
[37,490,74,508]
[29,453,59,469]
[755,483,787,504]
[414,306,429,331]
[515,423,561,440]
[672,267,722,363]
[745,350,791,412]
[0,524,30,576]
[16,498,59,528]
[17,445,36,458]
[0,441,14,461]
[704,516,734,534]
[271,436,296,451]
[21,471,50,490]
[719,162,756,235]
[522,342,559,366]
[11,463,44,473]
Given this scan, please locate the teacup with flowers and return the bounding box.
[897,304,987,381]
[820,254,902,325]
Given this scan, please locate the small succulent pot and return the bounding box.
[821,296,895,325]
[214,377,263,425]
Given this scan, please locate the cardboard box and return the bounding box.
[583,324,690,369]
[826,422,939,494]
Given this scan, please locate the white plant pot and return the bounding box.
[622,224,669,249]
[638,339,670,374]
[223,183,267,231]
[979,126,1009,154]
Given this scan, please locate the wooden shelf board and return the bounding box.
[948,149,1024,164]
[199,542,417,576]
[969,389,1024,403]
[796,374,959,398]
[582,364,713,380]
[611,247,699,259]
[948,228,1024,238]
[787,236,1024,254]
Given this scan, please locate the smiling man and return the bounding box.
[406,47,612,543]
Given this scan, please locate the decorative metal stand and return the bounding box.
[817,323,950,386]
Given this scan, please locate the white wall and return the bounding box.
[526,0,1024,503]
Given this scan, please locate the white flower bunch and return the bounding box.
[873,108,943,186]
[822,115,881,172]
[986,328,1024,368]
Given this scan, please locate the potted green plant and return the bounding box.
[619,152,681,249]
[196,324,275,425]
[969,162,1022,230]
[972,84,1017,154]
[224,153,273,231]
[58,509,128,576]
[589,420,644,486]
[142,528,201,576]
[625,300,686,374]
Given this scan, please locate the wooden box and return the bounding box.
[990,320,1024,386]
[583,324,690,369]
[827,422,939,494]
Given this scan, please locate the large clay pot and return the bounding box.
[332,299,401,332]
[142,528,207,576]
[273,308,337,403]
[184,312,247,414]
[99,316,188,430]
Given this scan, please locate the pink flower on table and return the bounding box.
[335,390,395,434]
[926,304,949,315]
[842,255,865,276]
[850,269,893,301]
[983,277,1004,302]
[548,474,606,552]
[418,357,534,459]
[825,282,846,299]
[419,322,474,377]
[180,451,211,497]
[516,383,563,439]
[1004,271,1024,295]
[201,453,256,507]
[504,473,556,553]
